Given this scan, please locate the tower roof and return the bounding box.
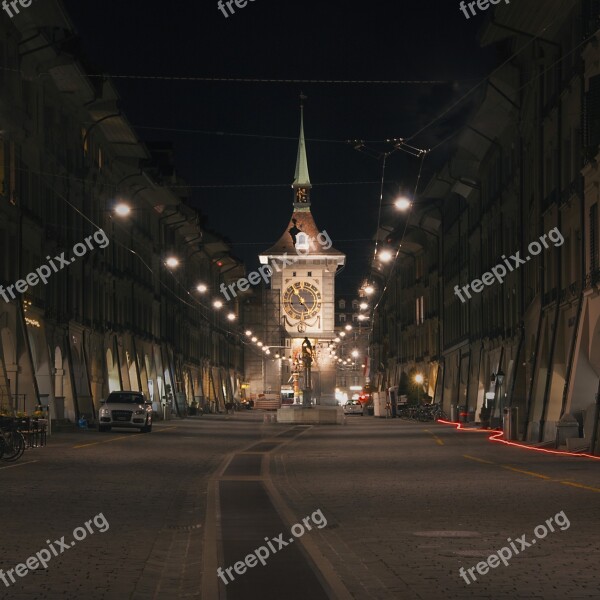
[259,106,345,264]
[292,106,311,189]
[259,211,344,259]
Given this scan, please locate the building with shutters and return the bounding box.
[0,1,245,422]
[368,0,600,446]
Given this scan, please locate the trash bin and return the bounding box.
[503,406,519,440]
[458,405,468,423]
[555,413,579,446]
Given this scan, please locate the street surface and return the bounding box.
[2,413,599,599]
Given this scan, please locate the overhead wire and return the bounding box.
[37,179,254,344]
[371,152,428,315]
[83,74,463,85]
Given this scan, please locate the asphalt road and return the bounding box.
[1,413,599,600]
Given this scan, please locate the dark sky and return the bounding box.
[61,0,498,294]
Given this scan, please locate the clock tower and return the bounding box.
[259,103,345,406]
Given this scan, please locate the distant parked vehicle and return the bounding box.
[98,391,153,433]
[281,389,295,405]
[343,400,363,416]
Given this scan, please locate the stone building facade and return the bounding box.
[0,1,245,421]
[370,0,600,444]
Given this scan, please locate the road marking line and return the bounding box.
[463,454,495,464]
[73,425,177,448]
[464,455,600,493]
[423,429,444,445]
[73,435,137,448]
[0,460,39,470]
[558,480,600,493]
[501,465,552,480]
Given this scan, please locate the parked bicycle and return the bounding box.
[398,403,447,422]
[0,421,26,462]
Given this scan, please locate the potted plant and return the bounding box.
[0,408,13,428]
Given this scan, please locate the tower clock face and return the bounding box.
[283,281,322,320]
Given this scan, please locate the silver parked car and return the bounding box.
[343,399,364,416]
[98,391,153,433]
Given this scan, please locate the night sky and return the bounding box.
[61,0,498,294]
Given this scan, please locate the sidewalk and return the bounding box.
[434,418,600,460]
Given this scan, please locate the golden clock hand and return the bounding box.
[293,289,306,305]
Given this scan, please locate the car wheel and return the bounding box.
[98,425,111,432]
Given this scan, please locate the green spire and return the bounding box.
[292,103,311,189]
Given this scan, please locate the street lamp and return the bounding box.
[165,256,179,269]
[213,299,223,309]
[378,249,393,263]
[364,285,375,295]
[114,202,132,217]
[394,197,411,211]
[415,373,424,404]
[196,283,208,293]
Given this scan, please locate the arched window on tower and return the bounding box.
[296,232,309,251]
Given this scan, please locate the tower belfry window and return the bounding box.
[296,232,309,251]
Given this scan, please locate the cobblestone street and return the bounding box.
[3,414,599,599]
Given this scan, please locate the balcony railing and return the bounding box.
[542,287,558,306]
[584,268,600,289]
